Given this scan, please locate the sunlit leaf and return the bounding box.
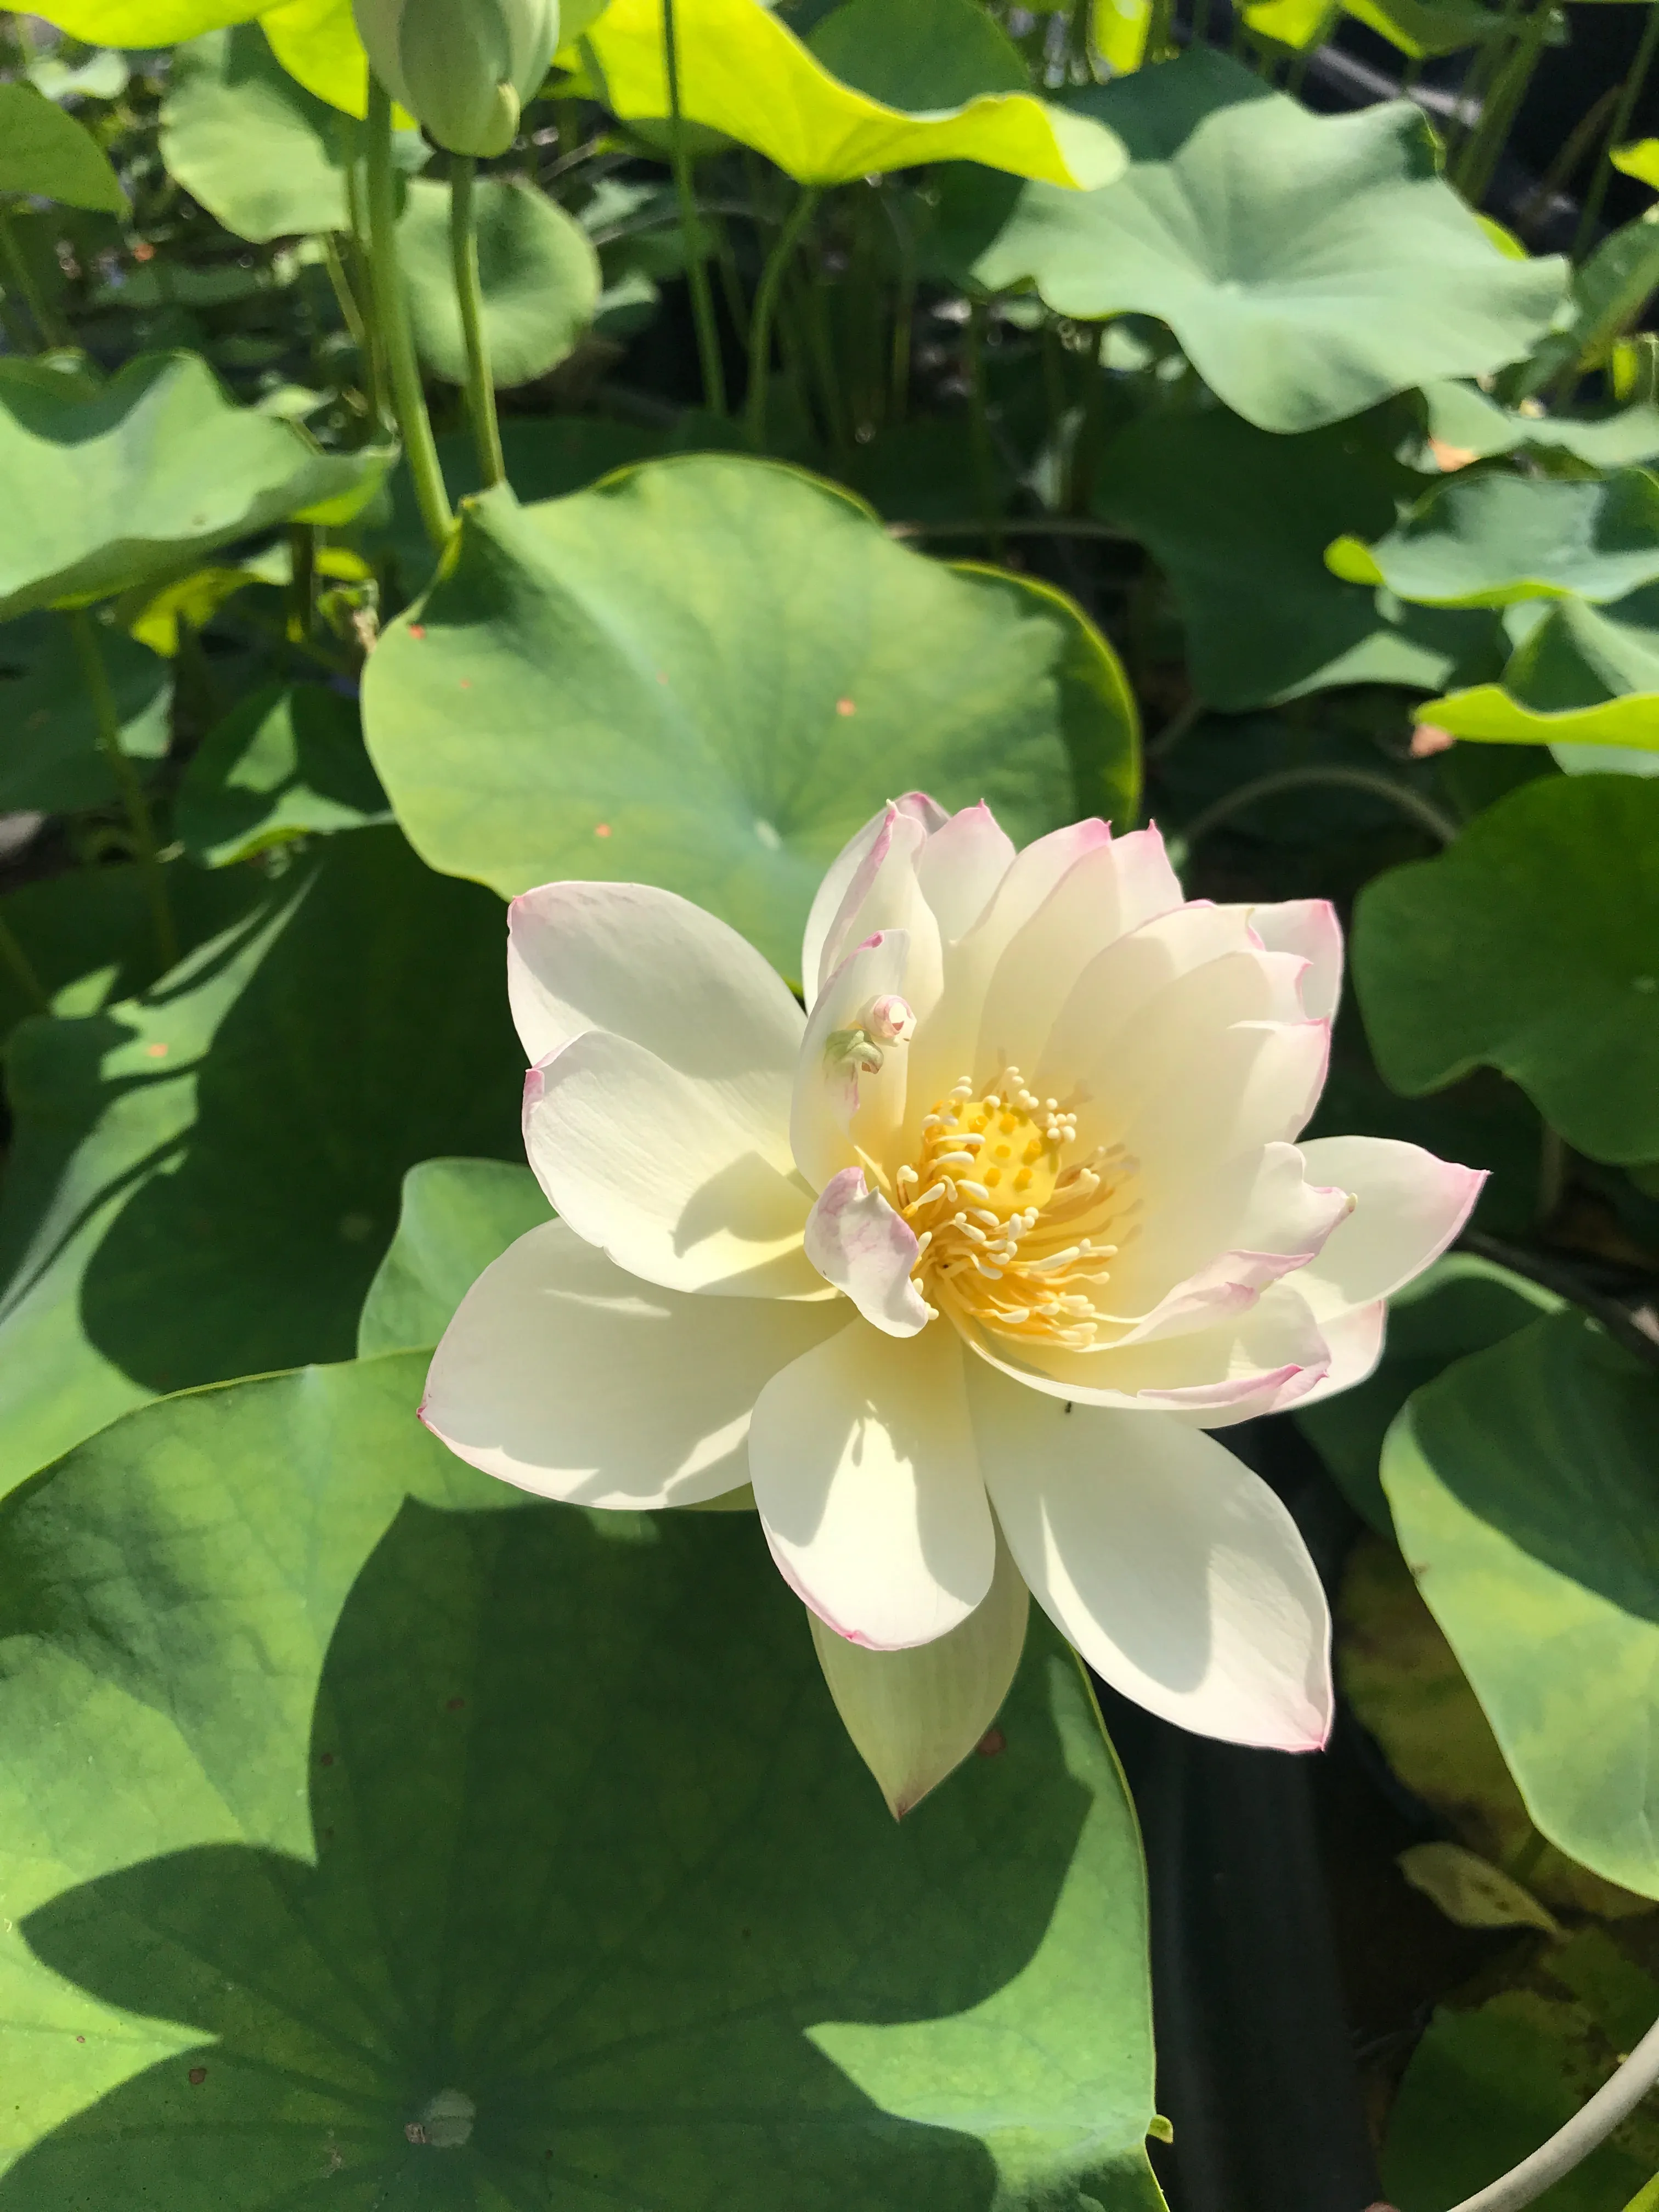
[1091,0,1153,72]
[0,828,523,1498]
[1353,774,1659,1163]
[0,1355,1164,2210]
[1420,586,1659,751]
[1418,378,1659,468]
[585,0,1124,187]
[25,0,252,50]
[399,177,600,388]
[0,352,393,620]
[1615,138,1659,193]
[160,24,352,242]
[1384,1312,1659,1899]
[931,49,1564,432]
[362,455,1140,973]
[0,82,127,212]
[260,0,375,115]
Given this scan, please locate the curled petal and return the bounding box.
[791,929,912,1190]
[970,1364,1334,1751]
[1247,898,1344,1022]
[1278,1300,1388,1410]
[802,794,946,1006]
[804,1169,932,1338]
[749,1318,995,1650]
[1295,1136,1485,1321]
[809,1524,1029,1818]
[913,802,1015,941]
[507,879,804,1071]
[421,1221,843,1507]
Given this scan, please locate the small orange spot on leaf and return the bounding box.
[189,2067,207,2086]
[446,1696,466,1711]
[145,1042,168,1059]
[408,623,426,640]
[975,1727,1006,1758]
[594,823,612,839]
[836,698,856,716]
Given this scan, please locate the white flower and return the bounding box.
[424,798,1481,1808]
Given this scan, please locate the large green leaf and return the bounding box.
[805,0,1028,106]
[0,1351,1165,2210]
[1352,775,1659,1162]
[1327,469,1659,608]
[929,49,1564,435]
[398,177,600,389]
[357,1157,549,1355]
[0,828,523,1498]
[159,23,352,244]
[1383,1311,1659,1899]
[0,616,171,814]
[0,352,394,620]
[0,81,127,211]
[362,456,1139,974]
[1420,586,1659,750]
[1297,1255,1560,1535]
[585,0,1123,188]
[175,683,391,866]
[1094,402,1498,708]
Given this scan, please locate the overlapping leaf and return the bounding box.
[0,828,523,1497]
[0,1353,1163,2210]
[160,24,353,242]
[176,684,392,866]
[399,177,599,388]
[585,0,1123,188]
[0,352,393,620]
[0,82,127,210]
[362,454,1139,973]
[1421,586,1659,749]
[0,618,171,815]
[1353,775,1659,1163]
[929,49,1564,433]
[1384,1312,1659,1899]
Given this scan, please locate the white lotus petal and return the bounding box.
[1120,1019,1332,1179]
[791,929,913,1190]
[970,1363,1333,1750]
[810,804,944,1020]
[803,793,946,1006]
[523,1031,820,1297]
[1295,1136,1485,1320]
[749,1318,995,1649]
[913,801,1015,940]
[809,1522,1029,1816]
[422,1221,842,1506]
[1246,898,1343,1021]
[1276,1300,1387,1410]
[804,1169,931,1337]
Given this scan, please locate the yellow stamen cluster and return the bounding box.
[891,1067,1131,1349]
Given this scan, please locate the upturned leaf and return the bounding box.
[0,82,127,211]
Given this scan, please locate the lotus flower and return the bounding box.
[424,799,1481,1810]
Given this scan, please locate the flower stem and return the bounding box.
[365,79,452,552]
[965,299,1006,563]
[448,156,506,489]
[69,607,177,972]
[0,910,48,1015]
[664,0,726,416]
[1574,0,1659,257]
[1167,764,1461,867]
[746,184,820,450]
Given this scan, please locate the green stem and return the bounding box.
[1516,83,1615,231]
[803,254,851,470]
[1537,1121,1568,1227]
[1574,0,1659,257]
[0,910,48,1016]
[338,119,388,427]
[746,184,820,450]
[1454,0,1553,206]
[0,203,69,348]
[665,0,726,416]
[365,80,452,551]
[448,156,506,489]
[69,608,177,972]
[1168,764,1460,866]
[1069,320,1108,516]
[1145,0,1175,62]
[287,521,318,644]
[709,210,751,358]
[965,299,1006,563]
[885,192,916,423]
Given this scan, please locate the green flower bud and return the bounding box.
[353,0,561,158]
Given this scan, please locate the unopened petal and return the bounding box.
[809,1523,1029,1817]
[749,1318,995,1649]
[807,804,944,1017]
[523,1031,819,1297]
[1295,1136,1484,1320]
[791,929,913,1190]
[913,802,1015,941]
[421,1221,843,1506]
[803,794,946,1006]
[804,1169,932,1337]
[507,879,804,1071]
[970,1364,1333,1750]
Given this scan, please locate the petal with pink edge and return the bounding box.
[1295,1136,1484,1320]
[749,1318,995,1649]
[1277,1300,1388,1410]
[802,794,946,1006]
[969,1363,1334,1750]
[804,1169,931,1336]
[791,929,913,1190]
[914,802,1015,941]
[523,1031,820,1297]
[506,879,805,1074]
[421,1221,844,1506]
[1246,898,1344,1022]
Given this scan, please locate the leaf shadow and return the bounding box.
[7,1504,1097,2211]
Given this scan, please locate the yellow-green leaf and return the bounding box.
[1397,1842,1565,1937]
[260,0,373,117]
[1615,139,1659,193]
[27,0,251,43]
[585,0,1124,188]
[1091,0,1153,74]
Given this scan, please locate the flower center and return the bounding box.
[891,1067,1130,1349]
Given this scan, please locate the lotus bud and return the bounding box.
[353,0,561,158]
